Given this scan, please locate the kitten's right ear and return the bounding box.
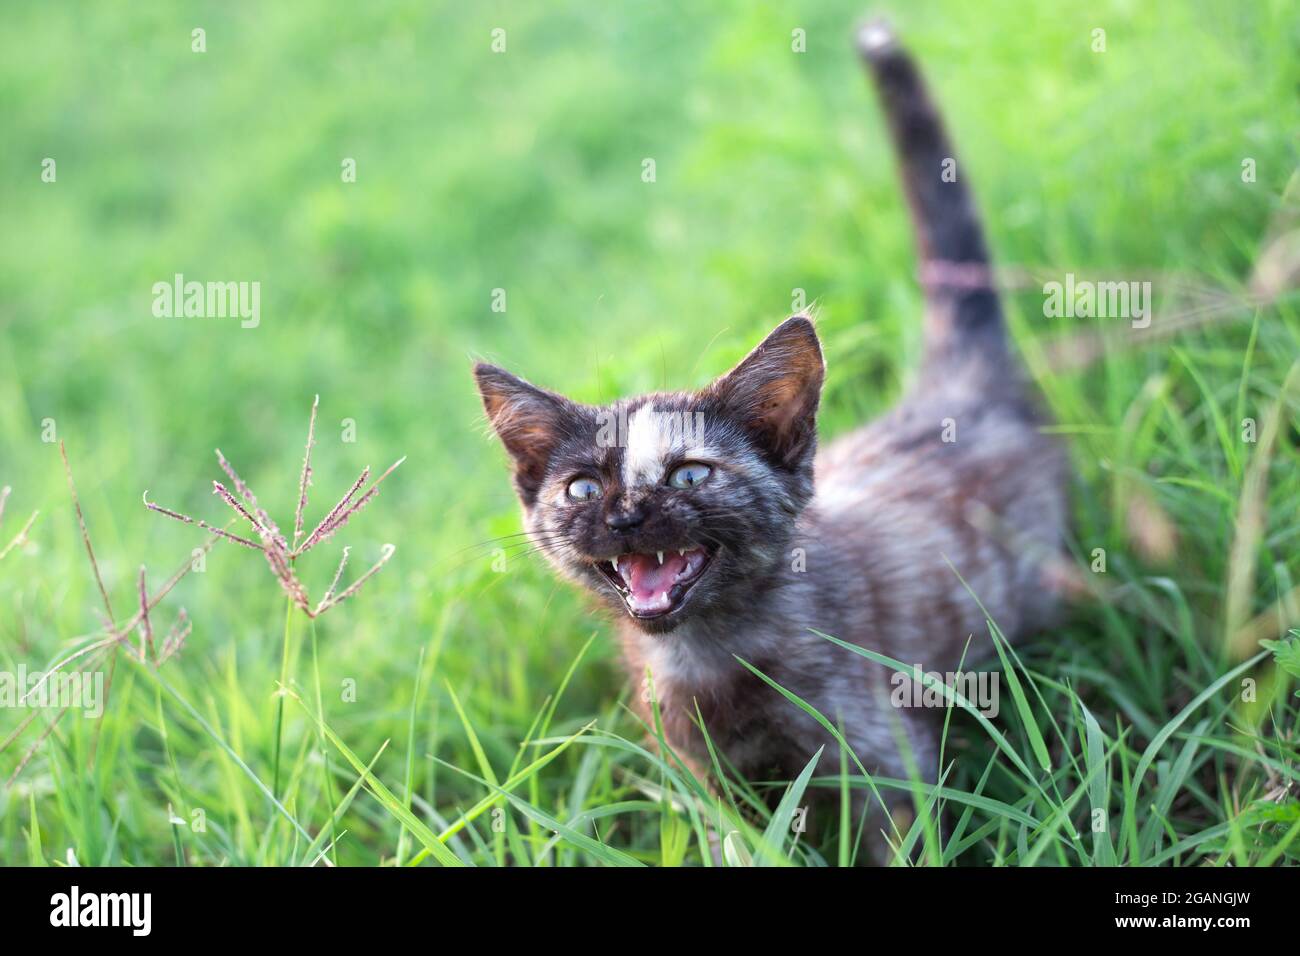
[473,362,572,504]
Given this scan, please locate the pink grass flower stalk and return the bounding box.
[293,394,319,551]
[215,448,284,548]
[295,456,406,557]
[158,609,192,664]
[212,481,268,539]
[143,397,402,618]
[142,492,263,549]
[297,467,368,555]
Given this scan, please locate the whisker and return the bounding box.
[431,531,577,572]
[448,530,571,556]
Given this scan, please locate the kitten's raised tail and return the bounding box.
[857,19,1008,375]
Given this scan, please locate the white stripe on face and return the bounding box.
[623,404,669,489]
[623,404,718,490]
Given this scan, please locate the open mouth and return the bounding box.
[595,546,715,619]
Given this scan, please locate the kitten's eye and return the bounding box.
[566,477,603,501]
[667,462,712,489]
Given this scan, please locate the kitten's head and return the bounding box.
[474,316,824,634]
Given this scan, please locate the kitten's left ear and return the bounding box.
[707,315,825,467]
[473,362,575,505]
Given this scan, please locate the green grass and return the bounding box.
[2,0,1299,866]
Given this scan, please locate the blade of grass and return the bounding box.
[299,740,389,866]
[408,719,597,865]
[756,746,823,866]
[282,685,464,867]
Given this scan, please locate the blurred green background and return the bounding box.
[2,1,1298,865]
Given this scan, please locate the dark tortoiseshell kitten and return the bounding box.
[474,23,1067,854]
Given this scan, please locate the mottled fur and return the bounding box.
[473,22,1067,854]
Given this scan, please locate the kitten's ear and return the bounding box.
[707,316,825,467]
[473,362,573,503]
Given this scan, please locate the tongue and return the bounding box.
[619,552,689,614]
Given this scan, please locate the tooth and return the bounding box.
[656,551,664,565]
[678,548,686,556]
[610,559,618,572]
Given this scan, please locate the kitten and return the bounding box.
[473,21,1067,853]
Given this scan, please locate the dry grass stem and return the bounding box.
[60,441,116,622]
[0,485,39,561]
[137,565,156,663]
[2,451,220,788]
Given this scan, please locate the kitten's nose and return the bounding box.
[605,505,646,532]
